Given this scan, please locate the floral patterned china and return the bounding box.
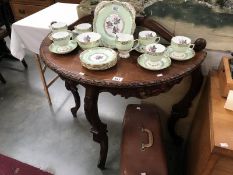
[135,44,146,53]
[93,0,136,48]
[171,36,195,52]
[74,23,92,34]
[145,43,166,61]
[72,30,79,40]
[49,40,77,54]
[115,33,138,58]
[137,53,171,71]
[50,22,68,32]
[49,31,73,46]
[75,32,101,50]
[79,47,117,70]
[165,46,195,61]
[135,31,160,53]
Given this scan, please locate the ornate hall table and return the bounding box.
[40,15,207,169]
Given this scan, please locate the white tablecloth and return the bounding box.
[10,3,79,61]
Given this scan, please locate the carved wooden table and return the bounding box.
[40,15,207,169]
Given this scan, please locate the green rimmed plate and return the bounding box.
[49,40,77,54]
[80,47,117,70]
[137,54,171,71]
[93,0,136,48]
[166,46,195,61]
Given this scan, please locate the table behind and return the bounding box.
[10,2,78,60]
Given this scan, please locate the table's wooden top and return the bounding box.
[40,15,207,88]
[40,37,207,88]
[211,72,233,156]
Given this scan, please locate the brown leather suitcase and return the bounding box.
[120,104,168,175]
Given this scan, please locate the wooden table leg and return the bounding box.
[35,54,61,105]
[65,80,80,118]
[84,86,108,169]
[35,55,52,105]
[168,67,203,144]
[0,72,6,84]
[21,59,28,69]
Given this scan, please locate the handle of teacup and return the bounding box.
[66,30,73,39]
[130,39,139,51]
[49,21,57,31]
[98,39,104,47]
[163,48,169,57]
[190,44,195,49]
[155,37,160,43]
[48,21,57,40]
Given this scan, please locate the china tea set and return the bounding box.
[48,0,196,71]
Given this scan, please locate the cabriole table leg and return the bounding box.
[65,80,80,118]
[84,86,108,169]
[168,67,203,144]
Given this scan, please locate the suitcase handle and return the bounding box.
[141,128,153,151]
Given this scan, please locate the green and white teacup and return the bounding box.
[139,31,160,46]
[50,31,72,47]
[74,23,92,34]
[171,36,195,52]
[75,32,101,50]
[145,43,166,61]
[115,33,138,58]
[72,23,92,39]
[50,22,68,32]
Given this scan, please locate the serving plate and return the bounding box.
[80,47,117,70]
[93,0,136,48]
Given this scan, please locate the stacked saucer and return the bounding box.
[80,47,117,70]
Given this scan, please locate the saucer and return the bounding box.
[80,47,117,70]
[49,40,77,54]
[137,54,171,71]
[166,46,195,61]
[135,44,146,53]
[72,30,79,34]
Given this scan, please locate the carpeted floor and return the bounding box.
[0,154,52,175]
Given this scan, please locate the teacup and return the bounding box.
[145,43,166,61]
[171,36,195,52]
[138,31,160,48]
[50,22,68,32]
[50,31,72,47]
[115,33,138,58]
[76,32,101,50]
[72,30,80,40]
[74,23,92,34]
